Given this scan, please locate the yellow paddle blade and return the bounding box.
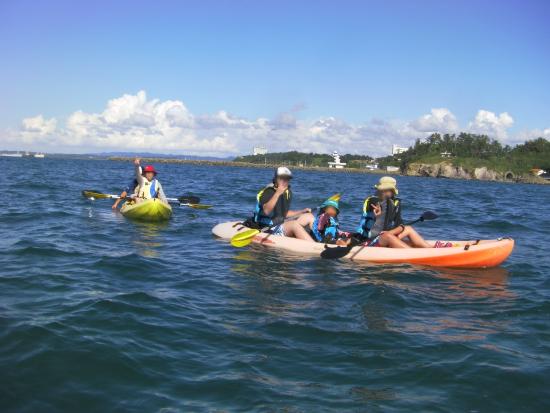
[82,190,112,199]
[327,193,341,202]
[231,238,256,248]
[230,229,260,247]
[184,203,213,209]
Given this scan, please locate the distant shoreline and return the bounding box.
[107,157,389,175]
[107,156,550,185]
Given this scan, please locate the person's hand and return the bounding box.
[112,200,120,209]
[372,203,382,218]
[134,158,141,166]
[275,182,288,195]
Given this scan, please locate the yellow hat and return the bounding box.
[374,176,398,194]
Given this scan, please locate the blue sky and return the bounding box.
[1,0,549,155]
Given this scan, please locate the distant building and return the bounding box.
[328,151,347,169]
[253,147,267,156]
[365,162,379,171]
[392,145,408,155]
[34,153,45,158]
[386,166,400,173]
[440,151,452,158]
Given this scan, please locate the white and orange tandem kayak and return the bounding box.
[212,221,514,268]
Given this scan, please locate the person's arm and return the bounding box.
[112,190,128,209]
[286,208,311,217]
[134,159,144,186]
[261,188,282,216]
[156,182,167,202]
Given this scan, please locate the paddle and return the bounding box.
[180,203,212,210]
[320,211,439,260]
[82,190,209,208]
[229,200,328,249]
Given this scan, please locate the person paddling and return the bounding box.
[312,196,351,246]
[112,178,138,209]
[252,167,314,240]
[134,158,168,203]
[355,176,442,248]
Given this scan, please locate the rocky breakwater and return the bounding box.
[404,162,550,184]
[405,162,502,181]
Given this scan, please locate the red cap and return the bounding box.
[142,165,157,175]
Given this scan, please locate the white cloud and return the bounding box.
[22,115,57,135]
[410,108,458,133]
[2,91,546,157]
[468,110,514,140]
[515,127,550,143]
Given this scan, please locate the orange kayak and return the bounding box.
[212,221,514,268]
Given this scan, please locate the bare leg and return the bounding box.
[396,226,432,248]
[282,221,315,241]
[295,212,314,230]
[378,232,412,248]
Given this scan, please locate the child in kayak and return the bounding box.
[134,158,168,203]
[112,178,138,209]
[355,176,444,248]
[251,166,314,240]
[312,196,350,246]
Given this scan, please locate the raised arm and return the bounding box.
[134,159,144,186]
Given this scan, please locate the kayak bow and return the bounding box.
[120,199,173,222]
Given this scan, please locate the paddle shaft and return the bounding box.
[83,191,201,206]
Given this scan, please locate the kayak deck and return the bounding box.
[120,199,172,222]
[212,221,514,268]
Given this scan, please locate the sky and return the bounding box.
[1,0,549,156]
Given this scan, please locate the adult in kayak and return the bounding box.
[112,178,138,209]
[133,158,168,203]
[355,176,445,248]
[251,167,314,240]
[311,196,351,246]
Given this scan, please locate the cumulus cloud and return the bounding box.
[410,108,458,133]
[2,90,545,157]
[468,110,514,140]
[515,127,550,142]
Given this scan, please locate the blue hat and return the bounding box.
[320,199,340,212]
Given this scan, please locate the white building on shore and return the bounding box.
[328,151,347,168]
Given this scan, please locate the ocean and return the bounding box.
[1,157,549,412]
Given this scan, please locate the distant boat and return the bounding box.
[34,153,45,158]
[0,152,23,157]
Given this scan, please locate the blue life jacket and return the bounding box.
[356,196,401,239]
[312,213,340,242]
[253,184,291,227]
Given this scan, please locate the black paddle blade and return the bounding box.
[421,211,438,221]
[178,195,200,204]
[320,245,353,260]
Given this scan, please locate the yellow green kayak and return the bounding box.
[120,199,172,222]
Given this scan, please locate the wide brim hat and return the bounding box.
[374,176,398,194]
[142,165,158,176]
